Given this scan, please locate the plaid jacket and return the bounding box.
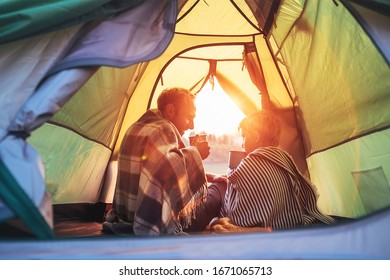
[112,109,207,235]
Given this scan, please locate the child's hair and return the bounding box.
[239,110,281,146]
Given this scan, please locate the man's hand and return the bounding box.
[191,134,210,160]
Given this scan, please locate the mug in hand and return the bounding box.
[228,150,247,169]
[189,133,207,146]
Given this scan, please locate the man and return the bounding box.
[104,87,223,235]
[210,110,334,233]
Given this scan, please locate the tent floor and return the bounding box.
[0,219,106,239]
[1,203,353,239]
[52,203,108,238]
[0,203,109,239]
[54,220,105,238]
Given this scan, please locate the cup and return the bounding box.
[228,150,247,169]
[189,133,207,146]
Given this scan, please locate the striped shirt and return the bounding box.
[220,147,334,229]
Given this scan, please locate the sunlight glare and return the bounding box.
[189,80,245,137]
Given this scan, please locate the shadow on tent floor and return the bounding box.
[52,203,108,238]
[0,203,109,239]
[53,220,105,238]
[0,219,106,239]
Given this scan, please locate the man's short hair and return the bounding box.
[157,87,195,111]
[239,110,281,146]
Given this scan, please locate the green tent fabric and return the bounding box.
[0,0,145,44]
[0,0,177,236]
[0,160,53,239]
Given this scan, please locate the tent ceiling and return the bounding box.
[177,0,261,35]
[178,45,245,60]
[151,43,262,115]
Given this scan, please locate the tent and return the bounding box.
[0,0,390,259]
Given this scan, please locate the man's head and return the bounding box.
[157,87,196,136]
[239,110,281,153]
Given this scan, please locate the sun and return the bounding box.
[185,79,246,174]
[186,79,245,138]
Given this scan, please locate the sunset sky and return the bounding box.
[185,80,245,138]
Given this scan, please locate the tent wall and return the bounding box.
[0,0,145,45]
[308,128,390,218]
[267,0,390,217]
[0,24,85,223]
[273,0,390,156]
[0,25,84,141]
[27,65,140,203]
[0,0,178,226]
[347,1,390,64]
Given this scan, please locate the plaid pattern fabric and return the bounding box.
[221,147,334,229]
[112,109,207,235]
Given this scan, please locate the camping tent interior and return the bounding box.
[0,0,390,257]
